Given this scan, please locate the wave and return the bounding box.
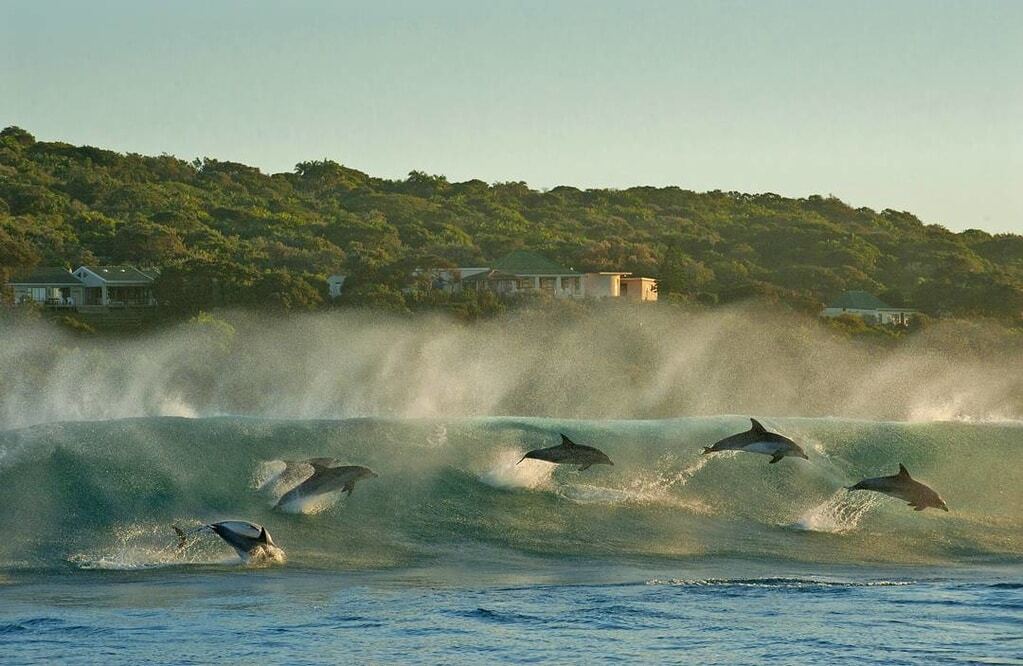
[0,415,1020,571]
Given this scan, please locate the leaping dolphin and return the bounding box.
[846,464,948,512]
[701,418,808,464]
[173,520,286,564]
[518,434,614,471]
[274,463,378,509]
[258,457,345,497]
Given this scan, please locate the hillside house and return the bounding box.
[7,265,156,311]
[438,251,657,301]
[821,290,915,325]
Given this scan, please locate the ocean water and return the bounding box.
[1,416,1021,664]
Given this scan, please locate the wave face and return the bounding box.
[0,416,1019,571]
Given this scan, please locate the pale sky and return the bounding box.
[2,1,1021,233]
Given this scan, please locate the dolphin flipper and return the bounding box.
[578,464,591,472]
[342,482,355,496]
[769,453,785,464]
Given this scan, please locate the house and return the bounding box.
[7,267,85,308]
[439,251,657,301]
[620,276,658,302]
[327,274,347,298]
[459,251,584,298]
[7,265,156,311]
[583,273,659,302]
[584,272,631,298]
[821,290,915,325]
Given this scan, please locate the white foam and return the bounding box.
[791,490,880,533]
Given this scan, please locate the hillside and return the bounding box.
[2,126,1022,320]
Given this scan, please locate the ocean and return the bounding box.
[0,415,1020,664]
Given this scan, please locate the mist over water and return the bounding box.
[1,303,1021,429]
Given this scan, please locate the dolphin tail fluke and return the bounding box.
[342,482,355,496]
[517,454,528,465]
[172,525,187,550]
[701,447,713,455]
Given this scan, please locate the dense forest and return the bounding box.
[1,126,1022,322]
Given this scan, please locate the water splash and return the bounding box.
[790,490,880,534]
[67,522,235,570]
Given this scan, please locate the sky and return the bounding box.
[2,0,1021,233]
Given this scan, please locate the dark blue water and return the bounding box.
[1,565,1021,664]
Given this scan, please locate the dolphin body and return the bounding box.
[702,418,808,464]
[264,457,344,493]
[518,434,614,471]
[274,463,378,509]
[173,521,286,564]
[846,464,949,512]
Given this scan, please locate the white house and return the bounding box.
[821,290,915,325]
[327,274,347,298]
[71,266,157,307]
[7,267,85,307]
[583,272,631,298]
[7,265,156,310]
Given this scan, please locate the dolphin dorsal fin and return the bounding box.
[749,418,768,435]
[897,463,911,478]
[560,434,577,447]
[258,527,270,543]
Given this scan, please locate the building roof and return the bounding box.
[7,267,82,286]
[827,290,891,310]
[79,266,156,284]
[460,269,522,283]
[491,250,580,275]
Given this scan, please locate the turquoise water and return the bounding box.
[0,416,1021,663]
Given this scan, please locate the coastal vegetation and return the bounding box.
[2,126,1022,326]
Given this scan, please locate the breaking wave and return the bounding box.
[0,415,1020,571]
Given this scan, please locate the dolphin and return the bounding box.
[846,464,949,512]
[274,463,378,509]
[258,457,344,496]
[518,434,614,471]
[173,520,286,564]
[701,418,808,464]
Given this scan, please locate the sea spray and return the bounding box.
[479,448,555,491]
[3,306,1023,429]
[791,490,880,534]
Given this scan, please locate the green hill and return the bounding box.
[2,126,1021,320]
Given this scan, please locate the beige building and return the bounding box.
[620,276,657,302]
[439,251,657,302]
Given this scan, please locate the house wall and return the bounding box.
[11,285,83,305]
[821,307,914,325]
[583,273,621,298]
[620,278,657,302]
